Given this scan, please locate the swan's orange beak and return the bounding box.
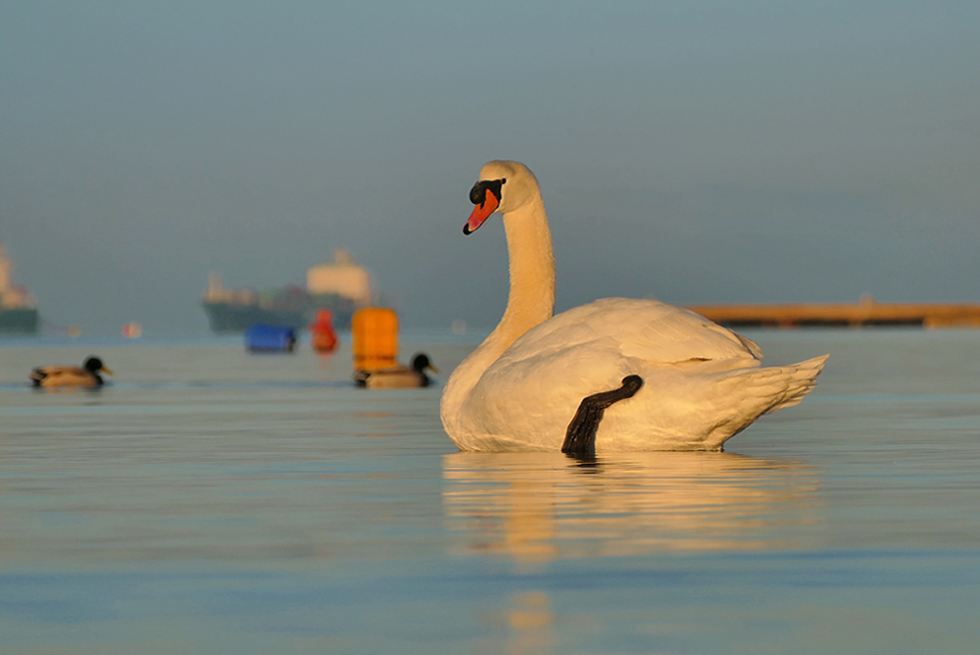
[463,188,499,235]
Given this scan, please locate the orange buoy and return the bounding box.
[352,307,398,371]
[309,309,339,353]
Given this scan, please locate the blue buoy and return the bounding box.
[245,324,297,353]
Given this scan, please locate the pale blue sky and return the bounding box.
[2,1,978,334]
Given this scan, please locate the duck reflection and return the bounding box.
[443,451,822,565]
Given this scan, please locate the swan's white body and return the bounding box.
[441,161,828,452]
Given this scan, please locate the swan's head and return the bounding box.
[464,160,539,235]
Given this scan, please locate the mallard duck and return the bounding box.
[355,353,439,389]
[30,356,113,388]
[440,161,828,454]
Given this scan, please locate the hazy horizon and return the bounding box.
[3,1,978,336]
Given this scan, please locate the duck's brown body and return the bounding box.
[30,357,112,388]
[354,353,437,389]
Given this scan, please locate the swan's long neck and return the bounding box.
[493,194,555,351]
[443,194,555,420]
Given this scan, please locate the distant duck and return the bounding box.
[355,353,439,389]
[30,356,113,388]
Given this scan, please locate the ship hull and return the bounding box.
[203,291,360,334]
[0,308,39,335]
[202,302,306,333]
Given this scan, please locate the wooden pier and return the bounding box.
[685,297,980,329]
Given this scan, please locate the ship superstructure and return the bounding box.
[0,242,39,335]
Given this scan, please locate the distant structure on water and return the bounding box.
[0,242,39,335]
[306,248,372,315]
[202,248,375,333]
[687,295,980,329]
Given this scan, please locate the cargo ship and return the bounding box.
[0,242,39,335]
[202,248,373,333]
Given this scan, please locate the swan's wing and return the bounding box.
[504,298,761,365]
[461,299,763,442]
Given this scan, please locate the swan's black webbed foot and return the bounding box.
[562,375,643,457]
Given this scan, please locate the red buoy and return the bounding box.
[309,309,339,353]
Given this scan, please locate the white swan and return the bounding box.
[440,161,828,453]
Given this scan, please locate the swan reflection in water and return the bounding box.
[442,451,823,565]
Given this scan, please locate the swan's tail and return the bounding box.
[760,353,830,415]
[699,353,828,450]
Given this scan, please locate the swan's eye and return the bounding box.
[469,179,505,206]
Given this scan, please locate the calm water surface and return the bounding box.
[1,330,979,654]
